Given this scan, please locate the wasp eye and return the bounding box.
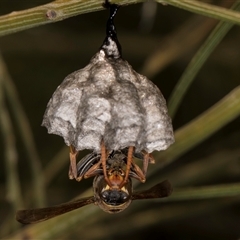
[101,190,129,206]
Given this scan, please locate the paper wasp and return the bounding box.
[16,149,172,224]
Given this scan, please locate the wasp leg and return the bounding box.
[100,141,112,187]
[143,152,149,177]
[148,153,155,164]
[119,146,134,188]
[131,162,146,183]
[142,151,155,176]
[69,145,79,180]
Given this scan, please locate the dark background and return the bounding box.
[0,0,240,239]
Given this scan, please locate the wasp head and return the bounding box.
[93,166,132,213]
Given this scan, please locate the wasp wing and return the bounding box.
[77,152,101,179]
[131,180,172,200]
[16,196,95,224]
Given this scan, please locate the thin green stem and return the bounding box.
[0,0,140,37]
[141,15,218,78]
[168,1,240,118]
[0,54,23,235]
[149,86,240,175]
[168,183,240,201]
[159,0,240,25]
[43,146,68,186]
[151,148,240,188]
[1,0,240,37]
[2,57,46,207]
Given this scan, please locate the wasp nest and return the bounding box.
[42,47,174,152]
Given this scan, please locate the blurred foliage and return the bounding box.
[0,0,240,239]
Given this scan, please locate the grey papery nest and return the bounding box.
[42,38,174,154]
